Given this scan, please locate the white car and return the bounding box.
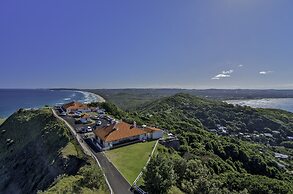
[87,126,92,132]
[59,112,67,116]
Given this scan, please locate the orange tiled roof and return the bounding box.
[94,122,146,142]
[63,102,88,110]
[144,127,161,133]
[81,114,90,119]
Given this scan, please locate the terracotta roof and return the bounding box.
[81,114,90,119]
[94,122,147,142]
[144,127,161,133]
[63,102,88,110]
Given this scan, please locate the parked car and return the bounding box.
[87,126,93,132]
[73,112,81,118]
[78,127,87,133]
[59,112,66,116]
[75,119,82,124]
[91,115,99,120]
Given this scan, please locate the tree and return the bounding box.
[78,165,104,190]
[180,159,216,194]
[143,155,175,194]
[173,157,187,185]
[100,102,124,118]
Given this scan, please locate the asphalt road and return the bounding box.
[96,152,132,194]
[55,111,132,194]
[62,115,109,132]
[85,139,132,194]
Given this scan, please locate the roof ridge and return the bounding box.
[104,123,116,139]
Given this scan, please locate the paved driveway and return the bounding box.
[85,139,132,194]
[53,109,132,194]
[96,152,132,194]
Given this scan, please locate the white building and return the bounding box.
[94,121,163,150]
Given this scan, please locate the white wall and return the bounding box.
[152,131,163,139]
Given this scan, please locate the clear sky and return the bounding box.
[0,0,292,89]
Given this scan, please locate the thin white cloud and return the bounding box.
[212,69,234,80]
[259,71,273,75]
[222,69,234,74]
[238,64,243,67]
[212,74,231,80]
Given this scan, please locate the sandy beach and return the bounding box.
[77,91,106,103]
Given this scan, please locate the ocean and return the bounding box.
[0,89,103,118]
[226,98,293,113]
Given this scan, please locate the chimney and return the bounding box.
[133,121,137,128]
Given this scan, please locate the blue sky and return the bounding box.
[0,0,292,89]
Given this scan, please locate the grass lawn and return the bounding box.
[105,141,157,184]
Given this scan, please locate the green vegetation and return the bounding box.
[0,108,108,194]
[88,101,125,119]
[85,92,293,193]
[86,88,293,110]
[89,92,293,193]
[168,186,184,194]
[105,141,156,183]
[61,142,78,158]
[143,155,175,194]
[86,89,173,110]
[130,93,293,194]
[99,101,125,119]
[44,163,107,194]
[0,118,5,125]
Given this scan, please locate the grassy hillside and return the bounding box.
[130,94,293,194]
[0,118,5,125]
[0,108,108,194]
[85,88,293,110]
[137,93,293,145]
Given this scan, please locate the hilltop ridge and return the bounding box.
[0,108,108,194]
[129,93,293,193]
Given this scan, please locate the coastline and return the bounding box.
[0,89,106,118]
[225,98,293,113]
[76,90,106,103]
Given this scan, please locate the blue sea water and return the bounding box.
[0,89,98,118]
[226,98,293,113]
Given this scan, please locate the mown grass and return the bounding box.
[105,141,156,184]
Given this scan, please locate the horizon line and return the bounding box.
[1,87,293,91]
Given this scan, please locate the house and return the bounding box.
[62,102,90,113]
[94,121,163,150]
[94,121,147,150]
[143,127,163,139]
